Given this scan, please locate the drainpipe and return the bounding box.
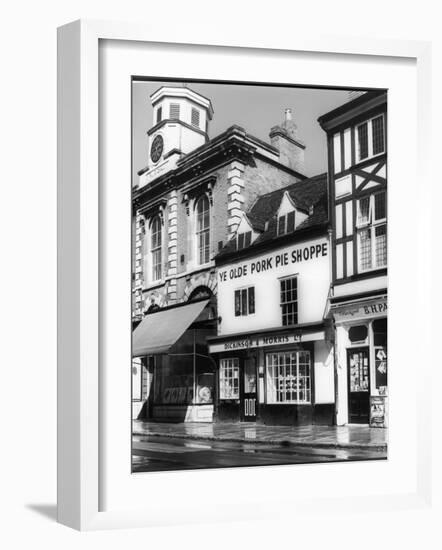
[193,329,197,419]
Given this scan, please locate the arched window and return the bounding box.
[150,216,162,281]
[196,195,210,265]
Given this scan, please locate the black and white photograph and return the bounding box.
[131,80,388,473]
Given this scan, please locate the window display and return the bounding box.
[266,350,311,404]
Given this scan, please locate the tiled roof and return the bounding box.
[217,173,328,260]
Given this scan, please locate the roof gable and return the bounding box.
[216,173,328,261]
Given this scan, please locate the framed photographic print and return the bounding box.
[57,19,433,530]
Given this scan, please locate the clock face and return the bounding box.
[150,134,164,163]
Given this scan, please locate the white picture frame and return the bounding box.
[57,19,433,531]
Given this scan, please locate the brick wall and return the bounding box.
[242,158,300,210]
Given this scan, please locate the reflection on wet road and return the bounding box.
[132,435,386,473]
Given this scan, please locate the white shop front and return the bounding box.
[331,295,388,427]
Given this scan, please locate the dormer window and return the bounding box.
[278,210,295,236]
[156,107,162,124]
[191,107,200,128]
[237,231,252,250]
[169,103,180,120]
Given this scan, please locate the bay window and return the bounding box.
[266,351,311,404]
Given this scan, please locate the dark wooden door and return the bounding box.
[347,348,370,423]
[241,358,257,421]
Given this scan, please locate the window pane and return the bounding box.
[348,325,368,342]
[237,233,245,250]
[287,211,295,232]
[151,217,162,280]
[374,192,386,221]
[375,224,387,267]
[278,215,286,235]
[372,115,384,155]
[248,286,255,314]
[220,358,239,399]
[358,122,368,160]
[196,196,210,265]
[234,290,241,316]
[374,346,388,389]
[244,231,252,247]
[280,277,297,325]
[358,228,372,270]
[156,107,162,124]
[266,351,310,404]
[357,197,370,225]
[241,289,248,316]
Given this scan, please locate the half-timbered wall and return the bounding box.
[329,107,387,285]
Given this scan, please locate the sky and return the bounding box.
[132,80,363,182]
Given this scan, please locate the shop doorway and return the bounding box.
[347,348,370,423]
[241,358,257,422]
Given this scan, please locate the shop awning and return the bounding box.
[132,299,209,357]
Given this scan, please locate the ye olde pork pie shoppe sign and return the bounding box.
[218,241,328,283]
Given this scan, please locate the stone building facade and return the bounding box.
[132,86,308,421]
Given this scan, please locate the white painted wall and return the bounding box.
[217,236,330,336]
[335,325,350,425]
[314,341,334,404]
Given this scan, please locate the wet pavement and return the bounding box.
[133,420,387,451]
[132,434,386,473]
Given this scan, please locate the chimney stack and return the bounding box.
[269,109,305,174]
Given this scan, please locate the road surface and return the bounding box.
[132,435,386,473]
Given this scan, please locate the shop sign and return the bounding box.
[218,240,328,283]
[333,299,387,322]
[209,333,302,353]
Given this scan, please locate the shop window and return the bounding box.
[150,216,162,281]
[356,114,385,161]
[373,319,387,391]
[195,195,210,265]
[348,325,368,343]
[280,276,297,326]
[356,191,387,272]
[132,358,142,401]
[220,358,240,399]
[349,350,369,392]
[237,231,252,250]
[153,334,214,405]
[278,210,295,236]
[234,287,255,316]
[266,351,311,404]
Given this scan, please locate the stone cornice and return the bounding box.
[134,128,257,206]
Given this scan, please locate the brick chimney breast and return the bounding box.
[269,109,306,174]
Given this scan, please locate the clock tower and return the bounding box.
[140,86,214,187]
